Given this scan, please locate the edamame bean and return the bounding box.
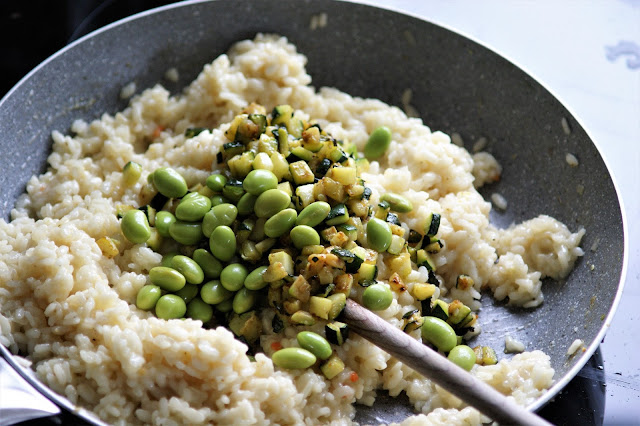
[122,161,142,186]
[169,221,203,245]
[209,225,236,262]
[200,280,233,305]
[186,298,214,322]
[362,283,393,311]
[121,210,151,244]
[202,204,237,237]
[174,284,199,304]
[149,266,186,292]
[155,294,187,319]
[366,217,392,252]
[290,225,321,249]
[232,287,257,314]
[243,169,278,195]
[155,211,176,237]
[271,347,317,369]
[237,193,258,216]
[244,266,269,290]
[206,173,227,192]
[296,201,331,227]
[254,189,291,218]
[192,248,223,279]
[380,193,413,213]
[215,298,233,313]
[175,193,212,221]
[421,316,457,353]
[220,263,248,292]
[136,284,162,310]
[170,255,205,285]
[364,126,392,160]
[264,208,297,238]
[152,167,188,198]
[210,194,230,206]
[296,331,332,360]
[447,345,476,371]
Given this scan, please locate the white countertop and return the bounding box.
[367,1,640,423]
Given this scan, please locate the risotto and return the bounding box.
[0,35,585,425]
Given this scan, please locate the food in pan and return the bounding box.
[0,35,584,425]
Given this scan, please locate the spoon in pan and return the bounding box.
[340,299,552,426]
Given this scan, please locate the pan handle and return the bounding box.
[0,355,60,425]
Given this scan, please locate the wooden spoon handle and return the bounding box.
[340,299,551,426]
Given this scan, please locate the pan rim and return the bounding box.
[0,0,628,420]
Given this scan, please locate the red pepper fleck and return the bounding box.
[270,341,283,351]
[349,372,359,382]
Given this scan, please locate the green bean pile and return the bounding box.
[115,104,495,376]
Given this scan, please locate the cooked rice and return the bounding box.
[0,34,585,425]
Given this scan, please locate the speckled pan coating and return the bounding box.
[0,0,626,423]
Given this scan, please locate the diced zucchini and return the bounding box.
[271,105,294,127]
[328,146,348,163]
[277,181,293,196]
[416,249,436,271]
[331,248,364,274]
[456,274,474,290]
[273,127,290,157]
[270,152,291,181]
[185,127,208,138]
[361,187,372,201]
[289,146,314,162]
[320,355,345,379]
[309,296,333,320]
[336,224,358,241]
[269,251,294,274]
[325,321,349,346]
[325,204,349,226]
[387,234,406,255]
[315,158,332,177]
[253,151,274,171]
[357,263,378,284]
[473,346,498,366]
[424,239,443,253]
[407,229,423,245]
[403,315,424,334]
[411,283,437,301]
[291,310,316,326]
[331,166,357,186]
[283,299,302,315]
[355,158,370,174]
[222,178,246,202]
[302,127,323,152]
[374,201,390,220]
[386,212,401,226]
[295,184,315,209]
[227,151,254,178]
[447,300,472,325]
[430,299,449,321]
[321,177,346,202]
[425,212,441,237]
[327,293,347,320]
[288,275,311,302]
[229,311,262,343]
[271,314,285,333]
[289,160,315,185]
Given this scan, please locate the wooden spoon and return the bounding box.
[340,299,552,426]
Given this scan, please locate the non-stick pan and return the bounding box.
[0,1,627,424]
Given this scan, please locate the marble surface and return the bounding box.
[364,1,640,423]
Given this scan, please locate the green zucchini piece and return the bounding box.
[386,212,400,226]
[325,204,349,226]
[327,293,347,320]
[309,296,333,320]
[291,310,316,326]
[331,248,364,273]
[325,321,349,346]
[272,314,285,333]
[430,299,449,321]
[315,158,332,177]
[357,263,378,283]
[425,212,441,237]
[416,249,436,271]
[185,127,208,138]
[320,355,345,379]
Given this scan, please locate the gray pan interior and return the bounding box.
[0,0,626,423]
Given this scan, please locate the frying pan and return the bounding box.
[0,0,627,424]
